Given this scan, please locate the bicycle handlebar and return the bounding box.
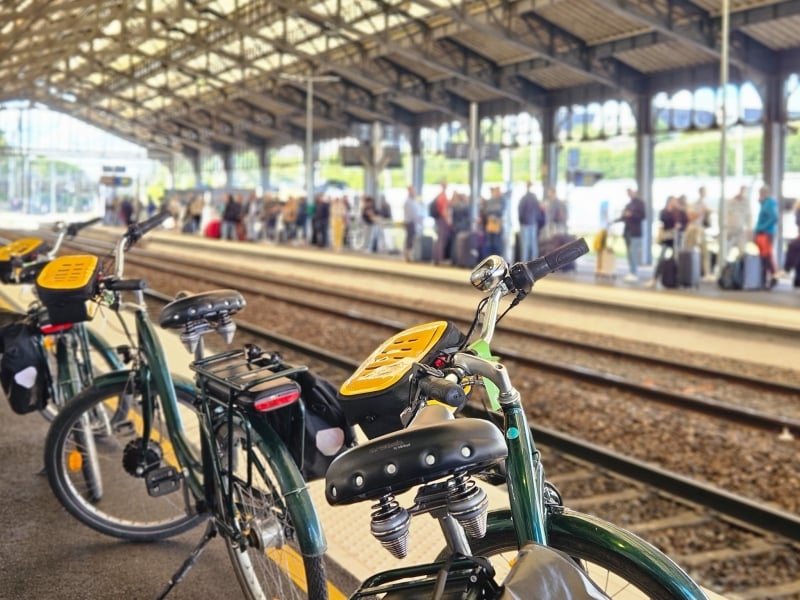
[417,376,467,409]
[113,212,170,279]
[509,238,589,294]
[105,278,147,292]
[126,211,171,246]
[66,216,102,238]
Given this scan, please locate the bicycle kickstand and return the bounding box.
[155,519,218,600]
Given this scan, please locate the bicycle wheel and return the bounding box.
[44,379,205,541]
[438,528,682,599]
[217,422,327,600]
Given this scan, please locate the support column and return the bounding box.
[258,144,271,192]
[635,93,655,265]
[468,101,482,229]
[762,74,786,264]
[221,147,233,189]
[540,106,558,192]
[409,126,424,195]
[190,151,201,189]
[363,121,383,201]
[50,160,56,213]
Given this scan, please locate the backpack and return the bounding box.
[268,370,356,481]
[0,322,49,414]
[429,200,440,219]
[717,260,743,290]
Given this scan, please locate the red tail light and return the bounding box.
[253,387,301,412]
[40,323,74,334]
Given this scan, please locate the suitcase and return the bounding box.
[659,251,679,289]
[413,234,434,263]
[740,254,763,290]
[454,231,482,268]
[595,248,616,279]
[677,248,701,288]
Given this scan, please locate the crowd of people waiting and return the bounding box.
[147,181,571,270]
[107,181,800,290]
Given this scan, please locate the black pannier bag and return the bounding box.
[272,369,357,482]
[0,322,49,414]
[194,347,355,482]
[338,320,465,439]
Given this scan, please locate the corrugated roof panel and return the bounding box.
[523,65,594,89]
[616,40,715,73]
[741,15,800,50]
[536,0,650,44]
[451,29,538,65]
[690,0,784,15]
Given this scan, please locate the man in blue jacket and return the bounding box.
[754,184,779,289]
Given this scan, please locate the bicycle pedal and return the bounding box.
[145,466,181,497]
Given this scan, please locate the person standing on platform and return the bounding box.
[618,187,646,282]
[647,195,688,288]
[725,185,751,256]
[432,180,451,265]
[403,186,422,262]
[754,184,779,289]
[362,196,382,253]
[330,195,348,253]
[545,186,568,236]
[482,186,506,258]
[686,186,712,278]
[517,181,545,262]
[783,200,800,288]
[221,193,241,241]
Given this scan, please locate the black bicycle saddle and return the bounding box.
[325,404,507,505]
[159,289,245,329]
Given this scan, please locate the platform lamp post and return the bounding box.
[717,0,731,271]
[279,73,340,225]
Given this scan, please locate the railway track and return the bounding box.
[4,228,800,598]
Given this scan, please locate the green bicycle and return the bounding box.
[325,239,709,599]
[44,212,330,600]
[0,218,123,420]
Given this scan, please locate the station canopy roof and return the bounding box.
[1,0,799,157]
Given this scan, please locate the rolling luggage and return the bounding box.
[595,248,616,279]
[413,234,434,263]
[659,250,679,289]
[677,247,701,288]
[740,254,763,290]
[453,231,482,268]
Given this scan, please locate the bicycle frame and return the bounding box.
[447,262,707,599]
[84,286,328,558]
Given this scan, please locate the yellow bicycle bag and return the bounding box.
[35,255,100,325]
[338,320,464,439]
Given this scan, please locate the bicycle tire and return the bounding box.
[438,529,684,600]
[218,423,328,600]
[44,379,205,541]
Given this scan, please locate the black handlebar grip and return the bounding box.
[107,279,148,291]
[418,377,467,408]
[67,216,102,237]
[126,211,171,247]
[510,237,590,293]
[137,211,171,236]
